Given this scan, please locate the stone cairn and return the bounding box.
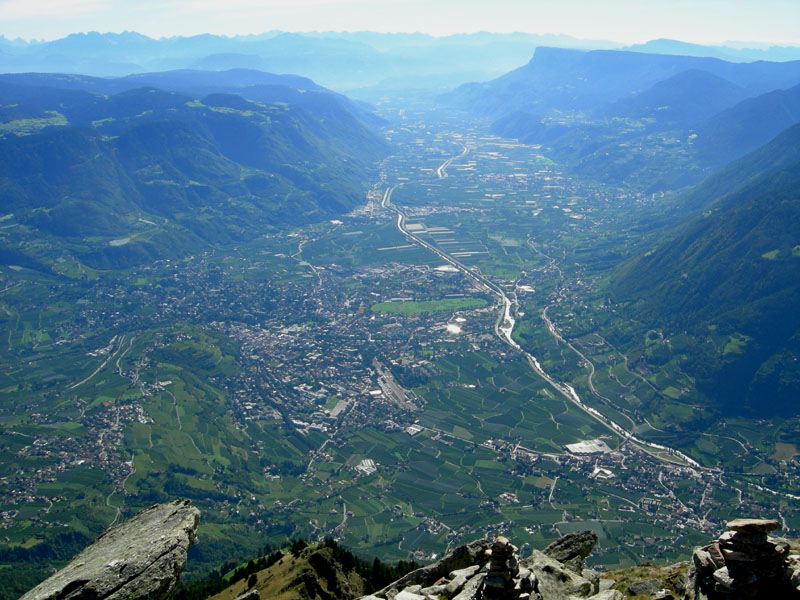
[479,536,538,600]
[362,531,611,600]
[481,537,520,599]
[688,518,800,599]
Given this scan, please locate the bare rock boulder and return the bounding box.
[523,548,596,599]
[371,539,491,599]
[21,499,200,600]
[542,530,598,574]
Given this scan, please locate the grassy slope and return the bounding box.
[208,546,367,600]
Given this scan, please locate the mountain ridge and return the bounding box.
[0,73,388,270]
[443,46,800,118]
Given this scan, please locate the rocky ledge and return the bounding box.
[20,499,200,600]
[360,519,800,600]
[360,532,621,600]
[18,506,800,600]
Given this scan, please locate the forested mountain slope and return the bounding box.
[610,123,800,415]
[0,75,387,269]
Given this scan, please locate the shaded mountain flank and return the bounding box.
[0,72,388,270]
[610,123,800,416]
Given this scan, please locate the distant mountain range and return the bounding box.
[626,38,800,62]
[445,46,800,117]
[447,47,800,190]
[0,70,387,269]
[0,69,382,126]
[0,31,614,93]
[2,31,800,94]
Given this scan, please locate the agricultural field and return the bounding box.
[1,107,798,597]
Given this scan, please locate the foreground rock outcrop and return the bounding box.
[687,518,800,599]
[20,506,799,600]
[360,532,616,600]
[360,519,800,600]
[21,500,200,600]
[543,531,599,575]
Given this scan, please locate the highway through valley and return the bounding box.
[380,146,704,471]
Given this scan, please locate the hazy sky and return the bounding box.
[2,0,799,45]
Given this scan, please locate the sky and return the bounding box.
[1,0,799,45]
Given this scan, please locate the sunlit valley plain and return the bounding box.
[2,10,800,599]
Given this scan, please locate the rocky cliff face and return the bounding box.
[20,499,199,600]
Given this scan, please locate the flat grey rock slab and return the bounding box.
[21,500,200,600]
[394,591,426,600]
[726,518,781,534]
[586,591,624,600]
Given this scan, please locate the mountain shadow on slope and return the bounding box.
[610,123,800,416]
[691,81,800,169]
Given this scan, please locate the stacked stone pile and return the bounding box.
[687,518,800,599]
[480,536,522,599]
[362,531,622,600]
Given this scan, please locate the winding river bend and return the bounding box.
[381,146,704,471]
